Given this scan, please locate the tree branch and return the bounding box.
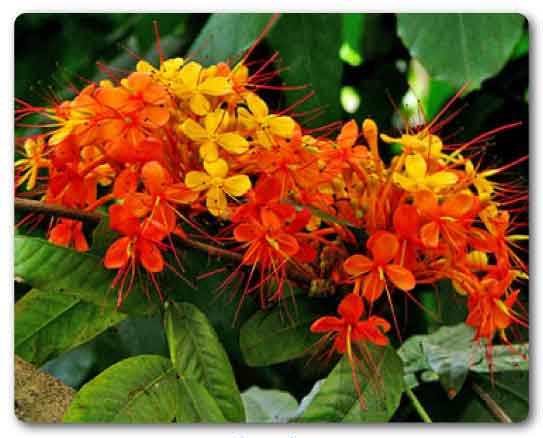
[471,381,512,423]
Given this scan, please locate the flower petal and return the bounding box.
[185,171,210,191]
[338,293,365,323]
[385,264,416,291]
[367,231,399,265]
[310,316,344,333]
[218,133,249,154]
[405,153,427,180]
[204,158,229,179]
[343,254,373,277]
[104,237,131,269]
[223,175,252,197]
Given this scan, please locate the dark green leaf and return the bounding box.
[241,386,299,423]
[189,13,274,65]
[176,377,226,423]
[461,372,528,422]
[15,289,125,366]
[64,355,178,423]
[164,301,245,422]
[14,235,159,316]
[164,249,257,361]
[240,298,321,367]
[268,14,343,126]
[397,13,524,89]
[299,345,404,422]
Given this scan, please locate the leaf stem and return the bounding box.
[405,387,432,423]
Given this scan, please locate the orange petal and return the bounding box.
[420,221,440,248]
[385,264,416,291]
[233,223,261,242]
[310,316,344,333]
[49,223,72,247]
[113,168,138,198]
[275,233,300,257]
[393,204,420,237]
[414,190,439,217]
[362,272,385,302]
[338,293,365,324]
[337,120,358,148]
[343,254,373,277]
[104,237,131,269]
[367,231,399,265]
[442,192,475,218]
[137,239,164,273]
[141,161,169,195]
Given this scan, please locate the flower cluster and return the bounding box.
[15,50,528,367]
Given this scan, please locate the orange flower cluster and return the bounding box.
[15,53,527,361]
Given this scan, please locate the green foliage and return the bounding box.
[397,13,524,90]
[15,289,125,366]
[268,14,343,126]
[190,13,273,65]
[241,386,299,423]
[64,355,179,423]
[299,345,404,422]
[240,298,321,366]
[398,323,528,398]
[164,301,245,422]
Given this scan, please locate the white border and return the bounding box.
[1,1,541,437]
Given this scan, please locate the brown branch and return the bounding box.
[471,381,512,423]
[15,198,103,223]
[14,197,313,282]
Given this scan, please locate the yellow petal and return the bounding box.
[237,107,257,130]
[185,171,210,191]
[199,141,219,162]
[204,109,226,134]
[425,171,458,188]
[206,186,227,216]
[217,133,249,154]
[268,116,295,138]
[380,133,401,144]
[223,175,252,197]
[245,93,268,120]
[136,60,155,73]
[190,93,211,116]
[255,129,274,149]
[179,62,202,90]
[204,158,229,178]
[181,119,209,142]
[161,57,184,75]
[198,77,231,96]
[392,172,418,192]
[405,153,427,180]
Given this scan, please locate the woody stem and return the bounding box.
[405,387,432,424]
[14,197,242,261]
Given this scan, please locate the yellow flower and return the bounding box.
[237,93,295,148]
[185,158,251,217]
[137,58,185,83]
[181,109,249,162]
[173,61,232,116]
[15,137,50,190]
[381,130,443,159]
[464,159,495,202]
[393,153,457,192]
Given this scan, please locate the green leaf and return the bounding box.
[397,14,524,90]
[299,345,404,422]
[64,355,179,423]
[15,289,125,366]
[164,301,245,422]
[176,377,226,423]
[240,298,321,367]
[268,14,343,126]
[398,323,529,395]
[462,372,528,422]
[241,386,299,423]
[189,13,274,66]
[90,216,118,256]
[340,14,364,66]
[164,249,258,361]
[14,235,159,316]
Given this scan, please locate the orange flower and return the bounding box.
[310,293,391,354]
[343,231,416,302]
[414,190,475,249]
[49,218,89,252]
[465,273,522,341]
